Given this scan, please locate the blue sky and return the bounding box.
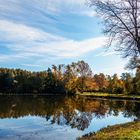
[0,0,129,75]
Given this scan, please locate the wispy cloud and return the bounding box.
[0,0,125,75]
[0,0,96,20]
[95,51,116,57]
[22,64,43,67]
[0,20,64,42]
[0,20,106,62]
[79,10,97,17]
[0,0,99,43]
[0,0,103,68]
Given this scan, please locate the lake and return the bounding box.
[0,95,140,140]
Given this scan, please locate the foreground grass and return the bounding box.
[77,92,140,100]
[78,120,140,140]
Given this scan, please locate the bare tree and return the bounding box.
[88,0,140,58]
[126,57,140,69]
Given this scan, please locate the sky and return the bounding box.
[0,0,129,75]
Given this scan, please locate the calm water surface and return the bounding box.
[0,95,140,140]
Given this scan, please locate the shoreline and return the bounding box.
[1,92,140,101]
[78,120,140,140]
[77,92,140,100]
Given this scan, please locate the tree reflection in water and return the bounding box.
[0,95,140,130]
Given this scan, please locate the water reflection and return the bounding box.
[0,95,140,131]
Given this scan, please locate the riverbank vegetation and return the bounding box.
[0,60,140,95]
[78,120,140,140]
[78,92,140,100]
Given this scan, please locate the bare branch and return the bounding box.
[88,0,140,59]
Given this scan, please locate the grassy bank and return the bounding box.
[77,92,140,100]
[78,120,140,140]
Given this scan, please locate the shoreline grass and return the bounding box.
[77,92,140,100]
[78,120,140,140]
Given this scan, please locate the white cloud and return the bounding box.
[0,1,127,75]
[80,11,97,17]
[100,66,128,76]
[22,37,106,58]
[0,54,25,62]
[93,62,128,76]
[0,20,64,42]
[0,20,106,61]
[0,0,96,18]
[0,0,21,13]
[37,0,97,17]
[95,51,116,57]
[0,52,44,62]
[36,0,86,11]
[22,64,43,67]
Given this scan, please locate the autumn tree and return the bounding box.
[70,61,92,92]
[44,68,65,94]
[121,73,133,94]
[134,68,140,94]
[94,73,109,92]
[88,0,140,62]
[63,65,78,94]
[108,74,124,94]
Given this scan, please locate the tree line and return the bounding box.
[0,60,140,95]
